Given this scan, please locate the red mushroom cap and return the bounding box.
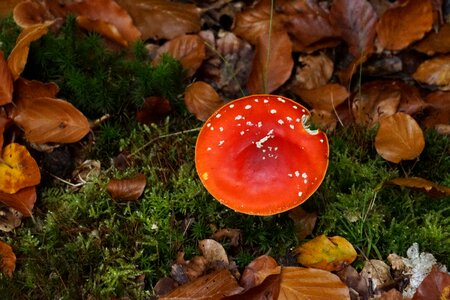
[195,94,329,215]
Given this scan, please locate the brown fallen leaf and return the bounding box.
[135,96,171,125]
[337,265,369,300]
[0,52,13,105]
[14,77,59,99]
[311,109,339,132]
[288,206,318,241]
[295,235,357,272]
[412,265,450,300]
[0,186,36,216]
[0,240,16,278]
[422,91,450,130]
[293,53,334,90]
[198,239,229,268]
[173,252,208,282]
[387,177,450,197]
[0,0,21,17]
[13,0,55,28]
[212,228,241,247]
[413,55,450,90]
[10,96,90,144]
[154,277,178,296]
[293,83,349,111]
[0,116,13,151]
[225,274,281,300]
[380,288,404,300]
[376,0,433,51]
[375,112,425,163]
[0,143,40,194]
[184,81,224,121]
[360,259,393,290]
[76,16,128,47]
[0,205,22,232]
[107,173,146,201]
[414,23,450,55]
[239,255,281,291]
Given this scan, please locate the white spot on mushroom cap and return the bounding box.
[286,116,293,121]
[229,104,235,108]
[235,115,243,120]
[290,124,295,130]
[210,127,214,130]
[207,147,212,151]
[245,105,252,109]
[254,99,259,102]
[298,192,303,197]
[206,123,211,127]
[293,105,298,109]
[295,171,300,177]
[320,139,324,143]
[219,140,224,146]
[304,179,308,184]
[240,131,245,135]
[278,119,284,125]
[246,121,253,126]
[302,172,308,178]
[277,97,286,103]
[255,129,274,148]
[216,113,221,118]
[264,99,269,103]
[257,121,263,128]
[270,109,277,114]
[219,127,224,132]
[288,173,293,177]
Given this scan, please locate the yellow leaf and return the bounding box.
[295,235,357,271]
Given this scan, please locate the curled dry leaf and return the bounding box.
[13,0,54,28]
[155,34,205,77]
[198,239,229,268]
[184,81,224,121]
[376,0,433,51]
[0,52,13,105]
[423,91,450,129]
[375,112,425,163]
[413,55,450,90]
[387,177,450,197]
[295,235,357,272]
[107,173,146,201]
[212,228,241,247]
[360,259,393,290]
[0,186,36,216]
[0,241,16,278]
[247,31,293,94]
[240,255,281,291]
[414,23,450,55]
[14,77,59,99]
[0,143,40,194]
[66,0,141,44]
[412,265,450,300]
[0,205,22,232]
[11,97,90,144]
[293,83,349,111]
[288,206,318,241]
[76,16,128,47]
[294,53,334,90]
[115,0,201,41]
[279,267,350,300]
[7,21,53,80]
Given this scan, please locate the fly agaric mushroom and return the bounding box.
[195,94,329,215]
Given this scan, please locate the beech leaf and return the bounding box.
[11,96,90,144]
[107,173,146,201]
[184,81,224,121]
[293,83,349,111]
[0,241,16,278]
[14,77,59,99]
[76,16,129,47]
[294,53,334,90]
[198,239,229,267]
[0,0,21,18]
[288,207,318,241]
[412,265,450,300]
[239,255,281,291]
[423,91,450,129]
[225,274,281,300]
[414,23,450,55]
[136,96,171,125]
[0,206,22,232]
[375,112,425,163]
[387,177,450,197]
[413,55,450,90]
[0,51,13,105]
[12,0,54,28]
[0,186,37,216]
[0,116,12,151]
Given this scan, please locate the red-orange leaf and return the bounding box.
[294,53,334,90]
[76,16,128,47]
[14,77,59,99]
[107,173,146,201]
[0,0,21,18]
[387,177,450,198]
[0,51,13,105]
[184,81,224,121]
[0,241,15,278]
[413,55,450,90]
[240,255,281,291]
[0,186,36,216]
[11,97,90,144]
[0,116,12,151]
[423,91,450,129]
[13,0,53,28]
[412,265,450,300]
[414,23,450,55]
[375,112,425,163]
[293,83,349,111]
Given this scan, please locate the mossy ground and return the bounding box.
[0,15,449,299]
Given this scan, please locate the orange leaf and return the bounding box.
[11,97,90,144]
[423,91,450,129]
[294,53,334,90]
[0,241,16,278]
[293,83,349,111]
[387,177,450,197]
[376,0,433,51]
[14,77,59,99]
[76,16,128,47]
[7,21,53,80]
[155,34,205,77]
[413,55,450,90]
[107,173,146,201]
[375,112,425,163]
[184,81,224,121]
[278,267,350,300]
[311,109,339,132]
[13,0,53,28]
[412,265,450,300]
[225,274,281,300]
[0,0,21,18]
[66,0,141,44]
[0,51,13,105]
[247,31,293,94]
[295,235,357,272]
[115,0,200,41]
[414,23,450,55]
[240,255,281,291]
[0,143,40,194]
[0,186,36,216]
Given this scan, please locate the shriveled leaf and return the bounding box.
[360,260,393,289]
[0,52,13,105]
[7,21,53,80]
[136,96,171,125]
[115,0,200,40]
[278,267,350,300]
[293,83,349,111]
[330,0,378,58]
[11,97,90,144]
[160,268,243,299]
[423,91,450,129]
[0,186,36,216]
[198,239,229,267]
[294,53,334,90]
[155,34,205,77]
[0,241,15,278]
[240,255,281,291]
[0,143,40,194]
[0,205,22,232]
[107,173,146,201]
[66,0,141,44]
[76,16,128,47]
[414,23,450,55]
[387,177,450,197]
[13,0,54,28]
[247,31,293,94]
[337,265,368,299]
[173,252,208,282]
[225,274,281,300]
[413,55,450,90]
[14,77,59,99]
[375,112,425,163]
[295,235,357,272]
[184,81,224,121]
[288,206,318,241]
[376,0,433,51]
[212,228,241,247]
[412,265,450,300]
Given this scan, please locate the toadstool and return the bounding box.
[195,94,329,215]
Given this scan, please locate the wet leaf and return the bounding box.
[0,241,15,278]
[11,97,90,144]
[295,235,357,272]
[160,268,243,299]
[0,205,22,232]
[288,207,318,240]
[76,16,128,47]
[66,0,141,44]
[387,177,450,197]
[376,0,433,51]
[184,81,224,121]
[116,0,201,40]
[414,23,450,55]
[198,239,229,267]
[413,55,450,90]
[293,83,349,111]
[240,255,281,291]
[0,186,36,216]
[423,91,450,129]
[278,267,350,300]
[330,0,378,58]
[155,34,205,77]
[412,265,450,300]
[7,21,53,80]
[294,53,334,90]
[0,143,40,194]
[135,96,171,125]
[14,77,59,99]
[107,173,146,201]
[375,112,425,163]
[0,52,13,105]
[247,31,293,94]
